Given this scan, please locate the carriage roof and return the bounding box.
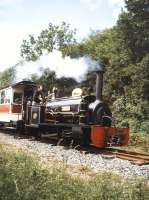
[0,81,37,91]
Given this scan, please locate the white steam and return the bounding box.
[16,50,101,82]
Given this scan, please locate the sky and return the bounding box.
[0,0,125,78]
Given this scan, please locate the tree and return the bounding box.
[30,68,78,96]
[0,67,16,88]
[21,22,76,61]
[117,0,149,62]
[30,68,56,93]
[56,76,78,96]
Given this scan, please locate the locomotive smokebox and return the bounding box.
[95,70,104,101]
[89,69,112,126]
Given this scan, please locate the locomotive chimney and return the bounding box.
[95,70,103,101]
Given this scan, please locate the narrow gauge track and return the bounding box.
[73,145,149,166]
[101,148,149,166]
[1,128,149,166]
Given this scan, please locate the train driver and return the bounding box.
[33,85,44,105]
[47,87,58,100]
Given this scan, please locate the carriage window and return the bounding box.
[0,91,5,104]
[5,89,11,103]
[13,92,22,104]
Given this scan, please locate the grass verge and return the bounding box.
[0,146,149,200]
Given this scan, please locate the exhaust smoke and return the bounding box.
[15,50,102,82]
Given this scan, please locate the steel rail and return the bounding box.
[102,148,149,165]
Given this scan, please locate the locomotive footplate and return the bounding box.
[39,123,90,129]
[25,124,39,128]
[37,123,91,145]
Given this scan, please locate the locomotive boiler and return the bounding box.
[46,70,112,127]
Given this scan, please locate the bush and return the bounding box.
[129,132,149,152]
[0,147,148,200]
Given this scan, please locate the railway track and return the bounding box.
[56,139,149,166]
[69,145,149,166]
[101,148,149,166]
[1,129,149,166]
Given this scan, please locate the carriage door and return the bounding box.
[12,90,23,121]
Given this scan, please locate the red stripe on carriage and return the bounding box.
[0,104,10,112]
[11,104,22,113]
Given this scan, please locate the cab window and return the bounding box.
[13,92,22,104]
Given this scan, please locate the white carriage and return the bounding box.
[0,81,36,125]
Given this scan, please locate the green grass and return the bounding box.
[128,132,149,153]
[0,147,149,200]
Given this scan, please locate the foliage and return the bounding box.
[0,67,16,88]
[56,76,78,96]
[129,132,149,153]
[30,68,57,93]
[30,67,78,96]
[0,148,149,200]
[21,22,76,61]
[118,0,149,62]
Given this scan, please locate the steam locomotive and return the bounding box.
[0,70,129,148]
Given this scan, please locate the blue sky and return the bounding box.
[0,0,124,71]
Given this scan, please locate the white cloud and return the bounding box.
[0,23,38,71]
[112,7,121,18]
[108,0,125,19]
[80,0,102,11]
[0,28,21,71]
[108,0,124,7]
[0,0,23,6]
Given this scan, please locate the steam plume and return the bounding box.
[15,50,102,82]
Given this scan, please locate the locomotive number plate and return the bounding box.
[61,106,70,111]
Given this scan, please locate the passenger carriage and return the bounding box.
[0,81,36,128]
